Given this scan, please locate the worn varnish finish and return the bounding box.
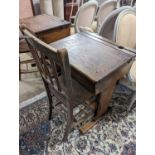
[20,14,71,43]
[21,28,95,141]
[50,32,135,119]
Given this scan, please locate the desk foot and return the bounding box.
[79,117,102,134]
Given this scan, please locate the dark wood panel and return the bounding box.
[64,3,78,21]
[20,14,70,34]
[39,27,70,43]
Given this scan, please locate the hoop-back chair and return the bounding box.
[80,0,117,33]
[113,9,136,49]
[21,27,94,141]
[74,0,98,33]
[96,0,117,32]
[98,6,134,40]
[113,9,136,111]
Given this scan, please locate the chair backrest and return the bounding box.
[21,27,72,95]
[96,0,117,32]
[74,0,98,33]
[113,9,136,49]
[98,6,133,41]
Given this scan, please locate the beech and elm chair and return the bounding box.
[113,9,136,111]
[74,0,98,33]
[21,27,94,141]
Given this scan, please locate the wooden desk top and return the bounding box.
[50,32,135,81]
[20,14,70,34]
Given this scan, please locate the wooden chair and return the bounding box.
[21,27,94,141]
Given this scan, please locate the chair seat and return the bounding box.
[90,21,97,32]
[79,21,97,33]
[50,76,94,107]
[80,26,95,33]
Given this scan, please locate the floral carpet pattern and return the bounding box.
[19,84,136,155]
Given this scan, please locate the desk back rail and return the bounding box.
[81,31,136,55]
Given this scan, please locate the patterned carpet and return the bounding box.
[19,84,136,155]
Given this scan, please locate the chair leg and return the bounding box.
[42,79,53,120]
[63,104,73,142]
[128,92,136,112]
[48,95,53,120]
[46,90,53,120]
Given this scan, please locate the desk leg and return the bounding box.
[94,62,133,120]
[94,81,116,120]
